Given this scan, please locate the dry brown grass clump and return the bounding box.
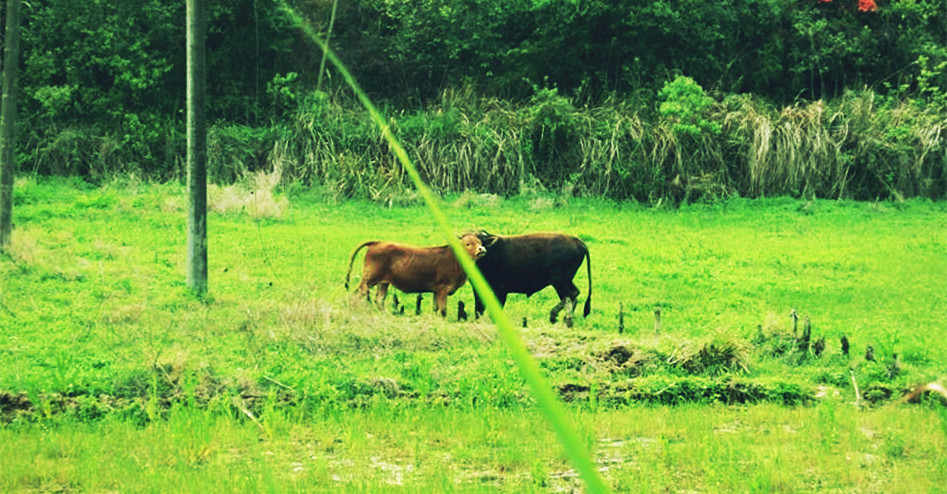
[209,167,289,219]
[668,336,751,375]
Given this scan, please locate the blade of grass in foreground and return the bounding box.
[277,4,609,493]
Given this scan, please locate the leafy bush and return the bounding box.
[525,87,581,189]
[658,76,721,137]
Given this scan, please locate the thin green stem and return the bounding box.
[277,3,610,493]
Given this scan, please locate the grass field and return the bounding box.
[1,175,945,492]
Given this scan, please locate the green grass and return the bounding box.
[2,405,944,492]
[1,176,946,490]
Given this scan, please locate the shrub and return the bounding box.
[658,75,721,138]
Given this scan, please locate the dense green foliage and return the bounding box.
[339,0,946,102]
[5,0,946,201]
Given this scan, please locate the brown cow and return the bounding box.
[345,234,486,317]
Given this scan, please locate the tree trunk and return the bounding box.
[186,0,208,294]
[0,0,21,251]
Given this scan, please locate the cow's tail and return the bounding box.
[582,241,592,317]
[345,241,377,291]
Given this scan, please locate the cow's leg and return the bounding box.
[434,290,448,317]
[354,262,381,306]
[549,298,566,323]
[374,283,389,310]
[474,291,507,318]
[353,279,373,306]
[563,299,575,328]
[550,282,580,324]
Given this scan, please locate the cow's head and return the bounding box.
[459,233,487,260]
[475,230,500,248]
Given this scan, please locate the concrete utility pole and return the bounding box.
[186,0,208,294]
[0,0,21,251]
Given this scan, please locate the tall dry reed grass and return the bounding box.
[225,89,943,203]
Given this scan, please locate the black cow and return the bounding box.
[473,231,591,324]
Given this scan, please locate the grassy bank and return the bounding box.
[2,404,945,492]
[0,177,945,490]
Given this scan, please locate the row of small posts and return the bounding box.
[617,302,661,334]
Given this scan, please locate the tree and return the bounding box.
[186,0,208,294]
[0,0,21,251]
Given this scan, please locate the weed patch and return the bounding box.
[208,167,288,219]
